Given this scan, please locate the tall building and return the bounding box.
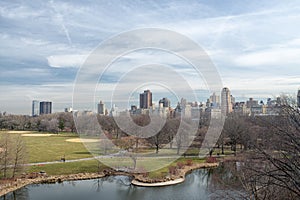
[39,101,52,115]
[246,98,258,108]
[32,100,39,116]
[221,87,232,115]
[297,89,300,108]
[209,92,220,107]
[159,97,170,108]
[139,90,152,109]
[97,100,106,115]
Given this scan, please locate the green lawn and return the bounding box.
[24,133,93,163]
[0,131,92,163]
[28,159,107,175]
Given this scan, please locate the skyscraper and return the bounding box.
[32,100,39,116]
[297,89,300,108]
[39,101,52,115]
[209,92,220,107]
[159,97,170,108]
[139,90,152,109]
[221,87,232,115]
[97,100,106,115]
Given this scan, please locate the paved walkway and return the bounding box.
[21,154,223,167]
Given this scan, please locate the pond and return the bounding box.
[1,165,245,200]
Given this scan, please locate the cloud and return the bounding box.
[234,47,300,67]
[47,54,87,68]
[1,0,300,114]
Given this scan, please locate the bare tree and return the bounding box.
[222,114,248,155]
[0,133,27,179]
[12,135,27,177]
[0,133,12,178]
[248,105,300,198]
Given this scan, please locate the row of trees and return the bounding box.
[0,112,76,133]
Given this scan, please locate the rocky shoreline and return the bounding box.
[0,162,218,197]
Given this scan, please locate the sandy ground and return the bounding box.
[21,134,54,137]
[65,138,101,143]
[7,131,32,134]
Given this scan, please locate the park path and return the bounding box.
[23,154,209,166]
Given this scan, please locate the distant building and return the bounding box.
[180,98,187,108]
[221,87,232,115]
[130,105,137,114]
[246,98,258,108]
[233,102,250,115]
[230,95,235,105]
[110,104,119,117]
[297,89,300,108]
[32,100,39,116]
[159,97,170,108]
[97,101,106,115]
[64,107,73,112]
[139,90,152,109]
[210,108,222,119]
[39,101,52,115]
[182,104,191,118]
[209,92,220,107]
[158,105,170,118]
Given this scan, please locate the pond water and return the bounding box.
[1,167,244,200]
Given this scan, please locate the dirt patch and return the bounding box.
[65,138,101,143]
[21,134,54,137]
[7,131,32,134]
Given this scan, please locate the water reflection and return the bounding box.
[1,166,244,200]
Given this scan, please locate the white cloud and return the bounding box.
[0,4,45,19]
[234,48,300,67]
[47,54,87,68]
[2,0,300,114]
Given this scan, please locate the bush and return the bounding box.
[168,166,177,175]
[206,157,217,163]
[186,159,193,166]
[176,162,184,169]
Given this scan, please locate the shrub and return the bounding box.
[206,157,217,163]
[176,162,184,169]
[168,166,177,175]
[186,159,193,166]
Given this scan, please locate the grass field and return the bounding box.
[28,159,107,175]
[0,131,92,163]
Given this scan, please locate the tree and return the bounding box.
[248,105,300,198]
[219,104,300,199]
[58,118,65,132]
[222,114,248,155]
[12,135,26,177]
[0,133,12,178]
[0,133,27,179]
[48,118,59,133]
[175,120,192,155]
[147,130,167,154]
[115,136,137,169]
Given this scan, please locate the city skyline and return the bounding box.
[12,87,300,116]
[1,0,300,114]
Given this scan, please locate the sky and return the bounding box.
[1,0,300,114]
